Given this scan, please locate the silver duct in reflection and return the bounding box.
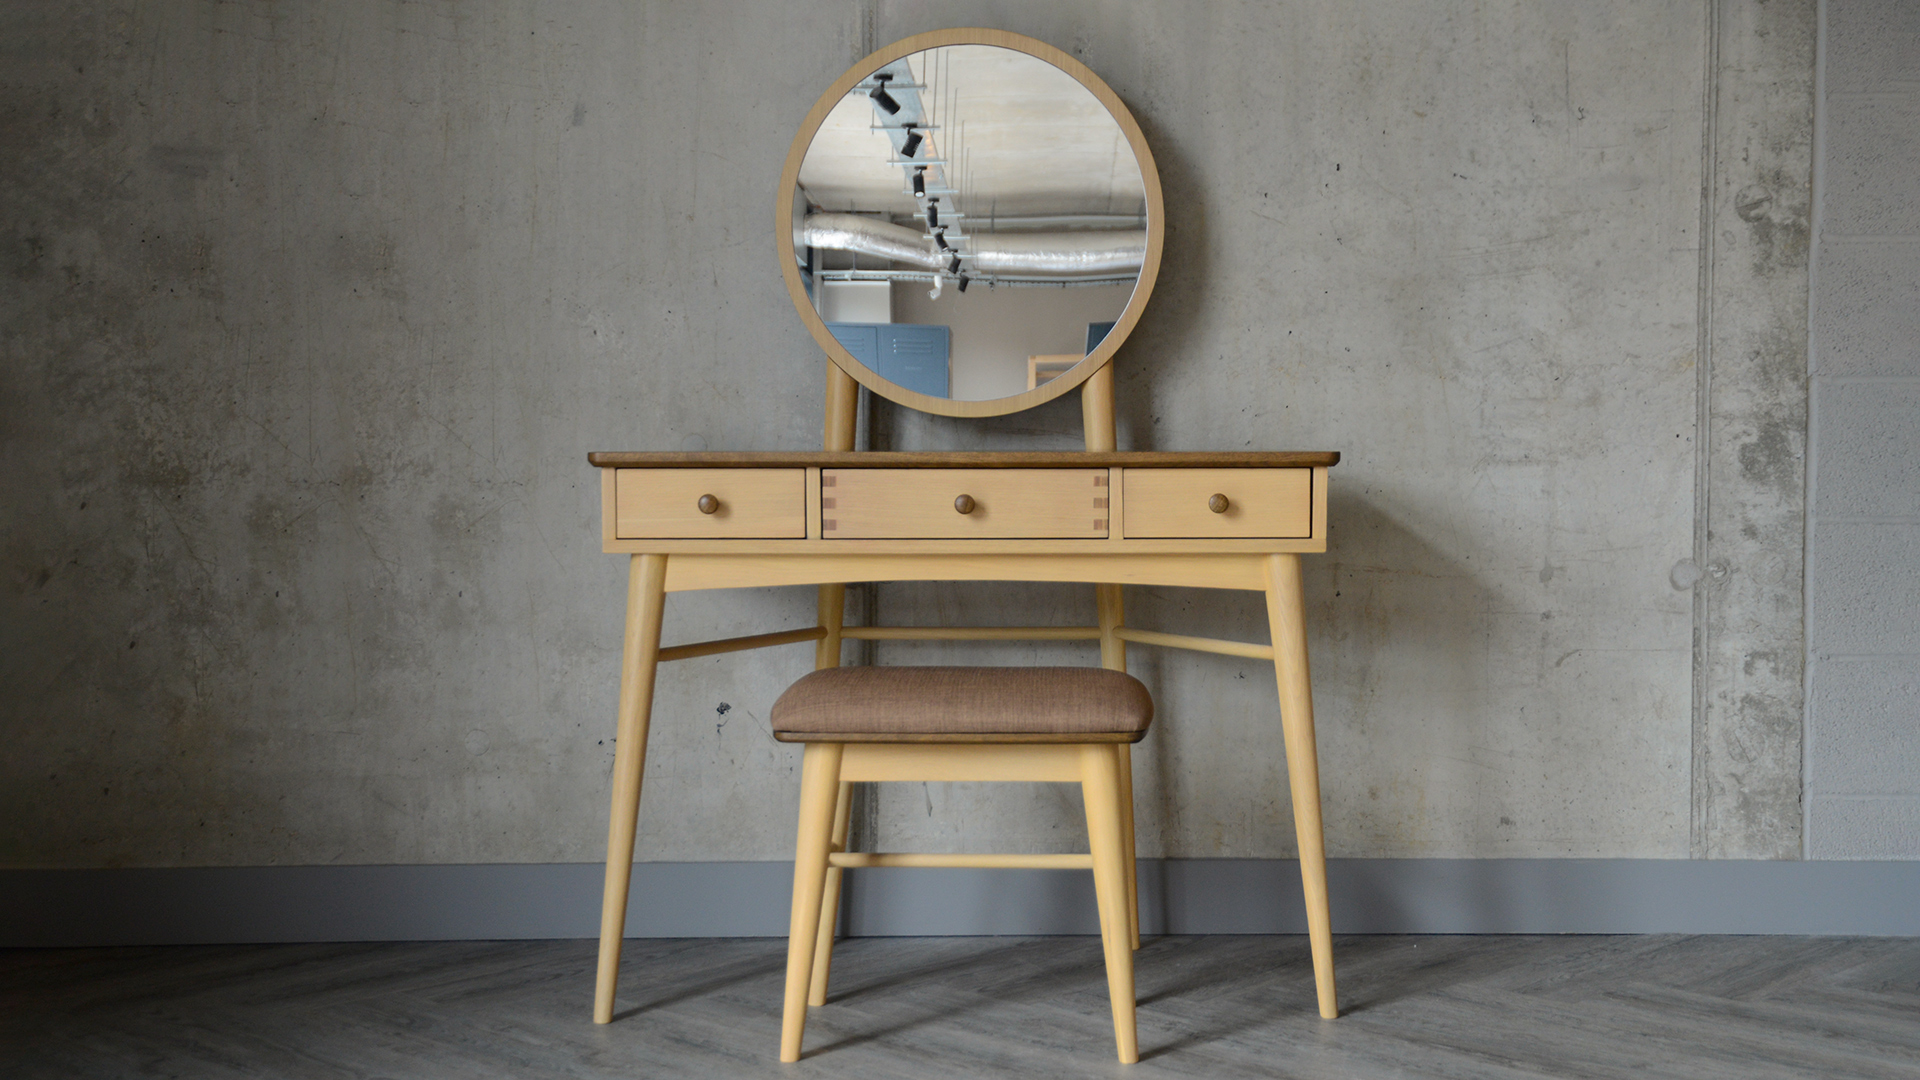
[962,230,1145,277]
[802,213,1144,279]
[802,214,945,269]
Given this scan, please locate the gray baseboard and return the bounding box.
[4,858,1917,947]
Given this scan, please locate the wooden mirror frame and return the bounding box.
[775,28,1165,419]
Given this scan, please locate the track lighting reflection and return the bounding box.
[868,75,900,116]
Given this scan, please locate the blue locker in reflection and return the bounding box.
[1087,321,1117,353]
[826,323,950,398]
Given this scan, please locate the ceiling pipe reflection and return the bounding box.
[802,213,1145,278]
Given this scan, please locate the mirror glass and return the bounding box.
[793,44,1148,402]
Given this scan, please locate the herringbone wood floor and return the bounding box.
[4,935,1917,1078]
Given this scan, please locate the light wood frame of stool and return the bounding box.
[790,358,1156,991]
[776,737,1143,1063]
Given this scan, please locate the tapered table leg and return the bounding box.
[593,553,668,1024]
[807,582,850,1003]
[1263,553,1337,1018]
[1095,581,1140,949]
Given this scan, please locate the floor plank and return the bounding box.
[3,935,1917,1079]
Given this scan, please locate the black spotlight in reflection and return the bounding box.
[957,273,970,292]
[933,227,949,251]
[947,254,961,274]
[926,200,940,229]
[900,127,922,157]
[868,75,900,115]
[913,167,926,199]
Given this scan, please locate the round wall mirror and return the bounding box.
[776,29,1164,418]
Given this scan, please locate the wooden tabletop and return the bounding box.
[588,451,1340,469]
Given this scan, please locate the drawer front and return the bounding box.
[1122,468,1312,538]
[823,469,1108,539]
[614,469,806,539]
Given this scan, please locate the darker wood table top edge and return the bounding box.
[588,451,1341,468]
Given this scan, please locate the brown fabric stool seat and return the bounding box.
[772,663,1152,1063]
[770,665,1154,743]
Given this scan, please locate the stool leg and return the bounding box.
[808,780,853,1006]
[782,743,843,1062]
[1081,744,1140,1064]
[1265,553,1337,1019]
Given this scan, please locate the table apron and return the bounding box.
[658,552,1272,593]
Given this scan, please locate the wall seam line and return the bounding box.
[1802,0,1826,859]
[1690,0,1723,861]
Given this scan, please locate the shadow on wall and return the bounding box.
[1311,490,1510,856]
[1125,488,1503,862]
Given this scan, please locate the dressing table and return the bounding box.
[588,28,1343,1034]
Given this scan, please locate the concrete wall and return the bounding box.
[2,2,1819,871]
[1805,0,1920,858]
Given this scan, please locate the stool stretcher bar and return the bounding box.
[842,625,1103,641]
[827,852,1094,870]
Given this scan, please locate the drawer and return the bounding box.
[614,468,807,539]
[822,469,1108,539]
[1121,468,1312,538]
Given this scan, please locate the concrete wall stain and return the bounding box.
[1692,0,1815,859]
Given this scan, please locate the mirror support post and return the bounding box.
[819,357,859,660]
[1082,360,1139,946]
[810,358,863,978]
[824,361,859,452]
[1081,361,1116,451]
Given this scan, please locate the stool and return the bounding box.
[770,665,1154,1064]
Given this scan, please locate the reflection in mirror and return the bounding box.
[795,45,1147,401]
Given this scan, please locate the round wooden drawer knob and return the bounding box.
[954,494,976,515]
[697,494,720,515]
[1208,493,1230,514]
